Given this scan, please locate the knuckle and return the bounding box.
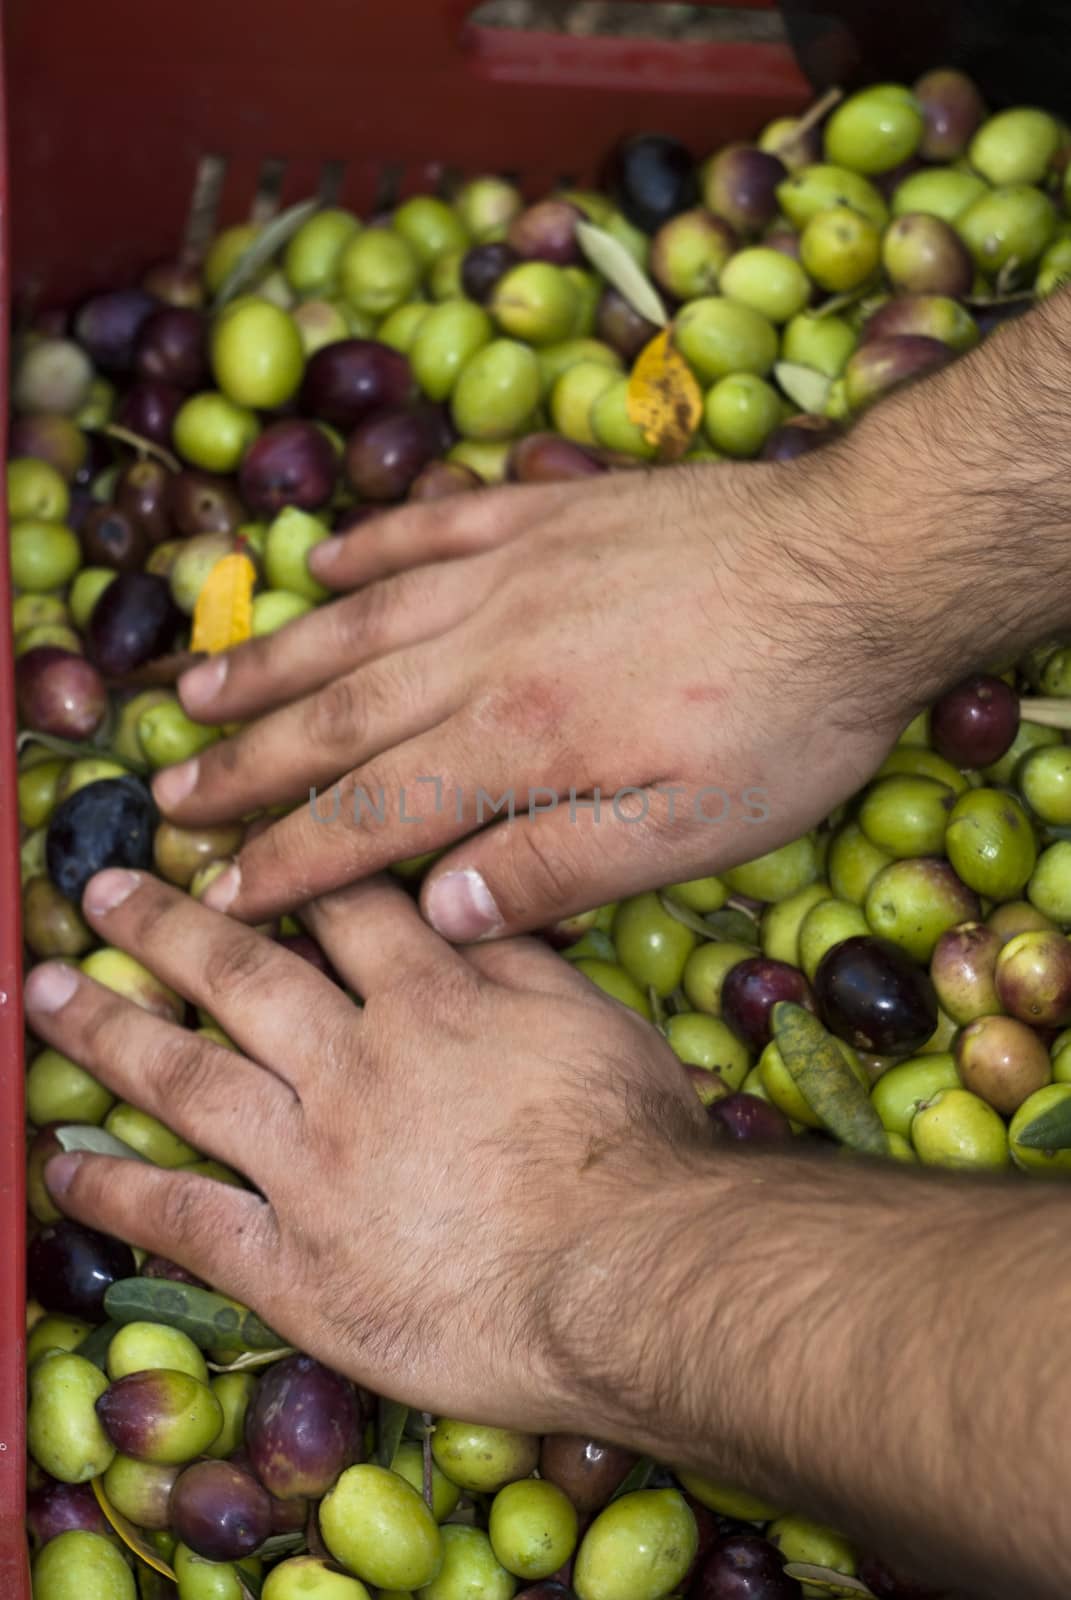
[200,932,275,1010]
[504,823,580,913]
[307,675,360,751]
[148,1033,221,1124]
[156,1176,211,1251]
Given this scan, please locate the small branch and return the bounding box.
[95,422,182,474]
[1020,698,1071,729]
[789,85,844,143]
[422,1413,435,1511]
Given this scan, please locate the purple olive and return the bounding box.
[882,214,973,298]
[930,674,1020,769]
[97,1369,223,1463]
[80,504,148,573]
[858,1552,943,1599]
[995,930,1071,1028]
[707,1092,794,1143]
[115,459,174,546]
[301,338,414,431]
[26,1478,111,1550]
[142,260,206,309]
[508,433,607,484]
[930,922,1002,1026]
[760,416,837,462]
[595,287,660,362]
[507,200,583,265]
[539,1435,638,1514]
[815,935,938,1055]
[344,405,452,502]
[913,68,986,162]
[27,1220,136,1319]
[692,1532,800,1600]
[16,648,107,740]
[134,307,209,391]
[86,571,182,677]
[703,145,786,236]
[168,469,245,538]
[170,1459,273,1562]
[245,1354,363,1499]
[74,289,158,374]
[115,380,184,448]
[140,1256,207,1288]
[408,460,483,501]
[461,242,521,304]
[238,419,338,516]
[843,335,953,413]
[9,414,88,481]
[721,957,815,1051]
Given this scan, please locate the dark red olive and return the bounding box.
[27,1219,136,1320]
[929,674,1020,770]
[539,1435,638,1514]
[115,380,184,448]
[721,958,815,1051]
[80,504,148,572]
[134,306,209,391]
[238,419,338,516]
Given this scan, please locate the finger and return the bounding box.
[73,869,357,1088]
[421,785,756,940]
[196,710,543,923]
[464,933,585,994]
[177,559,491,726]
[306,476,629,591]
[24,953,294,1172]
[44,1152,276,1307]
[155,638,460,823]
[300,874,468,998]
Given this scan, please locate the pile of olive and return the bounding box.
[14,64,1071,1600]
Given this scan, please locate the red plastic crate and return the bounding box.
[0,3,808,1590]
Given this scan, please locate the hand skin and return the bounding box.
[28,868,1071,1600]
[150,290,1071,940]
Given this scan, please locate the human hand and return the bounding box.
[28,866,708,1433]
[153,461,909,936]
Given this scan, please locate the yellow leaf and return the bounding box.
[626,328,703,462]
[191,552,257,655]
[92,1476,177,1581]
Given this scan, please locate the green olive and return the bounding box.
[768,1514,857,1581]
[54,758,129,805]
[673,1473,781,1520]
[800,207,881,291]
[205,1371,258,1459]
[760,881,832,965]
[26,1046,114,1127]
[574,959,654,1020]
[81,947,183,1022]
[13,591,69,635]
[984,718,1060,785]
[26,1314,94,1368]
[66,568,115,632]
[1020,746,1071,826]
[573,1489,697,1600]
[9,456,71,523]
[956,184,1055,272]
[703,373,782,458]
[674,297,778,382]
[107,1321,208,1384]
[776,164,888,230]
[538,338,622,397]
[589,379,659,460]
[447,439,513,483]
[886,1131,917,1162]
[718,247,811,323]
[780,313,858,378]
[15,621,83,657]
[663,1012,751,1089]
[251,589,315,636]
[102,1453,181,1529]
[339,229,422,317]
[390,1439,462,1522]
[211,300,304,409]
[890,167,988,223]
[1028,841,1071,924]
[760,1035,865,1129]
[452,340,541,441]
[394,197,471,268]
[613,893,697,996]
[550,360,619,445]
[827,821,894,904]
[410,301,493,402]
[22,826,48,884]
[1037,233,1071,297]
[491,263,580,347]
[877,745,970,794]
[681,941,757,1015]
[663,875,729,914]
[264,1557,372,1600]
[10,519,81,591]
[174,392,260,473]
[284,209,361,295]
[858,774,954,858]
[431,1419,539,1494]
[799,898,870,980]
[203,223,262,295]
[137,701,221,769]
[489,1478,579,1580]
[28,1350,115,1482]
[945,788,1037,901]
[911,1086,1009,1170]
[1009,1083,1071,1173]
[32,1530,135,1600]
[174,1545,263,1600]
[378,302,434,353]
[864,858,978,963]
[18,757,66,829]
[320,1463,444,1589]
[723,835,818,902]
[419,1526,516,1600]
[455,177,524,238]
[263,507,332,601]
[824,85,923,174]
[969,108,1060,186]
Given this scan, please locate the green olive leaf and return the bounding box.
[658,895,719,939]
[575,220,668,328]
[702,908,761,945]
[559,928,617,964]
[782,1564,877,1597]
[213,198,321,309]
[773,361,833,416]
[254,1533,306,1561]
[207,1347,296,1373]
[609,1457,657,1500]
[1012,1095,1071,1150]
[75,1320,121,1372]
[236,1571,264,1600]
[377,1397,410,1468]
[772,1003,889,1155]
[55,1125,148,1161]
[104,1279,284,1352]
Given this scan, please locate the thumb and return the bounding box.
[420,783,744,941]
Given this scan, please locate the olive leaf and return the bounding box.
[377,1397,410,1468]
[236,1571,264,1600]
[207,1346,296,1373]
[773,361,833,416]
[626,328,703,460]
[772,1003,889,1155]
[702,908,761,945]
[75,1320,121,1372]
[92,1477,177,1581]
[55,1125,148,1161]
[16,729,140,771]
[254,1533,307,1561]
[559,928,617,964]
[1011,1094,1071,1150]
[783,1564,877,1597]
[214,198,321,309]
[575,220,668,328]
[104,1279,284,1352]
[609,1457,656,1500]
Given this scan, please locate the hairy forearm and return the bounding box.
[559,1148,1071,1599]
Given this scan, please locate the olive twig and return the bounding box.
[658,894,717,939]
[648,987,667,1028]
[422,1413,435,1511]
[1019,698,1071,729]
[785,86,845,147]
[95,422,182,474]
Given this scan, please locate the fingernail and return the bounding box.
[84,869,141,917]
[181,655,228,711]
[309,537,341,570]
[425,869,503,942]
[25,962,80,1014]
[45,1153,82,1199]
[153,758,199,811]
[202,862,240,913]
